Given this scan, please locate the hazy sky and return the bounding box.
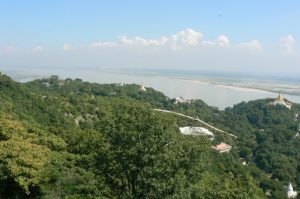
[0,0,299,74]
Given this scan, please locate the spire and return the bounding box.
[140,82,146,91]
[287,182,297,198]
[277,92,284,101]
[288,183,294,192]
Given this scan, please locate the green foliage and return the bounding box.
[2,73,300,198]
[39,152,110,199]
[0,116,51,197]
[93,100,210,198]
[190,172,266,199]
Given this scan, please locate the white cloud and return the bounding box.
[88,41,118,48]
[33,46,44,53]
[280,35,295,54]
[237,40,263,50]
[202,35,230,47]
[170,28,202,49]
[120,35,168,46]
[119,28,202,50]
[4,28,300,74]
[216,35,230,47]
[63,43,76,52]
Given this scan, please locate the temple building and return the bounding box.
[212,142,232,153]
[287,182,297,198]
[270,93,291,109]
[174,96,192,104]
[140,83,147,91]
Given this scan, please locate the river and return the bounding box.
[3,67,300,110]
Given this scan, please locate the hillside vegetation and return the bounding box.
[1,73,300,198]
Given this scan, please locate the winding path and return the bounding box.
[153,109,238,138]
[290,124,300,144]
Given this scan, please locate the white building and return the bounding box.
[287,182,297,198]
[179,126,214,140]
[140,83,147,91]
[295,113,299,121]
[174,97,192,104]
[212,142,232,153]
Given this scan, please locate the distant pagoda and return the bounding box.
[140,82,147,92]
[277,93,284,101]
[270,93,291,109]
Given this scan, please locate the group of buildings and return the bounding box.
[174,96,193,104]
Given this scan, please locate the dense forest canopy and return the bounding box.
[1,73,300,198]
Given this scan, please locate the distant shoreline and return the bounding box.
[170,77,300,97]
[97,68,300,97]
[175,78,273,94]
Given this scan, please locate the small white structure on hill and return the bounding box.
[75,115,84,125]
[140,83,147,91]
[287,182,297,198]
[175,97,185,104]
[212,143,232,153]
[270,93,291,109]
[174,97,192,104]
[179,127,214,140]
[295,113,299,121]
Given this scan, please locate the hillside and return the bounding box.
[1,73,300,198]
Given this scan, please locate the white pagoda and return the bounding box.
[140,83,147,91]
[287,182,297,198]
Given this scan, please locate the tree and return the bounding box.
[191,172,266,199]
[94,100,210,198]
[0,116,50,197]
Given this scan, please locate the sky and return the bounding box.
[0,0,299,74]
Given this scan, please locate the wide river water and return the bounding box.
[5,68,300,110]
